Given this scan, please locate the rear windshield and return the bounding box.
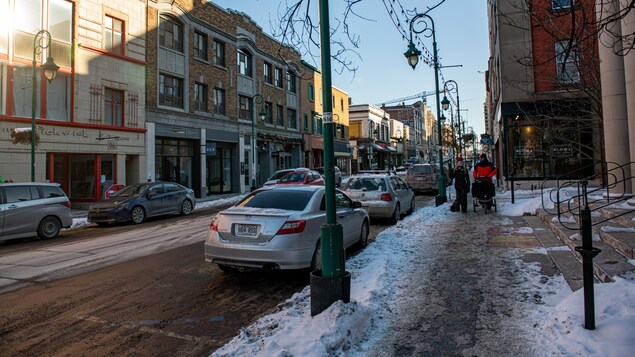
[409,165,433,174]
[269,170,292,180]
[40,185,66,198]
[347,177,387,191]
[279,172,307,183]
[237,190,314,211]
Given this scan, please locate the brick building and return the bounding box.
[146,0,304,196]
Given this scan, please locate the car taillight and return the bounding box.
[276,220,306,235]
[210,215,219,231]
[61,201,71,208]
[380,193,393,201]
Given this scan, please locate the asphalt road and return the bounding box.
[0,194,434,356]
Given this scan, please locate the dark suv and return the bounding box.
[0,182,73,241]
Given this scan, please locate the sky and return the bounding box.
[211,0,489,135]
[64,187,635,355]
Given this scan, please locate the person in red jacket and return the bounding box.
[473,153,497,183]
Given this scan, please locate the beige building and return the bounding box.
[0,0,147,208]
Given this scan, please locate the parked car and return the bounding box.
[204,185,369,272]
[0,182,72,241]
[276,169,325,185]
[263,169,297,186]
[404,163,440,194]
[314,166,342,187]
[344,174,415,224]
[87,181,196,225]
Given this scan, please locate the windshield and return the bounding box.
[111,184,147,198]
[409,165,433,174]
[278,172,307,183]
[269,170,292,180]
[237,189,314,211]
[347,177,386,191]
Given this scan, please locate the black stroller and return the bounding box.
[472,177,497,213]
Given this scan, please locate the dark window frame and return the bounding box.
[194,31,208,60]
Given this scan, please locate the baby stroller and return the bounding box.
[472,177,497,213]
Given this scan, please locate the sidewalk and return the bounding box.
[211,187,635,356]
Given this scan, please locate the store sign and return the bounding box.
[205,143,217,156]
[514,146,534,157]
[551,145,573,157]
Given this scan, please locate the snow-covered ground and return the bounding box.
[211,188,635,356]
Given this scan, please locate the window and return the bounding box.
[555,41,579,83]
[264,102,273,124]
[308,84,314,101]
[341,98,344,111]
[237,49,252,77]
[105,88,124,126]
[105,15,123,55]
[276,104,284,126]
[304,113,309,130]
[264,62,273,84]
[159,73,184,108]
[552,0,573,10]
[286,71,296,93]
[275,67,283,88]
[194,31,207,60]
[214,40,225,67]
[159,15,183,52]
[287,108,297,129]
[194,83,208,111]
[213,88,225,115]
[238,95,252,120]
[46,72,70,121]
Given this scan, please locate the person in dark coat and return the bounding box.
[450,156,470,213]
[473,153,497,210]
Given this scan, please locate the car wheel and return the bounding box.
[310,241,322,272]
[217,264,237,273]
[390,203,401,225]
[37,216,61,239]
[357,219,369,248]
[180,200,193,216]
[130,206,146,224]
[407,197,416,215]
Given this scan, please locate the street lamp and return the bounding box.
[31,29,59,182]
[404,11,447,206]
[250,94,266,191]
[441,80,461,162]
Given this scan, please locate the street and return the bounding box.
[0,194,434,356]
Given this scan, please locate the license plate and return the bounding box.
[236,224,259,237]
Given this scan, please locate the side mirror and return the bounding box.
[353,201,362,208]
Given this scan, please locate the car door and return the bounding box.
[394,177,413,213]
[163,183,183,213]
[146,184,167,215]
[1,185,41,237]
[335,190,357,246]
[0,188,5,237]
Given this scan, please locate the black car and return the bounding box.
[88,182,196,225]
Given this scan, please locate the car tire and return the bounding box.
[180,200,193,216]
[357,219,369,248]
[390,204,400,225]
[130,206,146,224]
[407,198,416,215]
[37,216,61,240]
[310,241,322,272]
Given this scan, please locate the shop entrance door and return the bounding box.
[207,148,232,194]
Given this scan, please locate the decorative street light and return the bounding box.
[441,79,461,162]
[404,12,447,206]
[250,94,267,191]
[31,29,59,182]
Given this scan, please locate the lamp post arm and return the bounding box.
[31,29,54,182]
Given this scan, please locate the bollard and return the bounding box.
[574,206,601,330]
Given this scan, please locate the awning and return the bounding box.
[386,146,397,152]
[371,143,387,152]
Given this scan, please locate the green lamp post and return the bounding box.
[404,12,446,206]
[441,80,461,162]
[250,94,266,191]
[31,29,59,182]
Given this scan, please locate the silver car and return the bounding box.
[0,182,73,241]
[204,185,369,272]
[344,174,415,224]
[404,163,440,193]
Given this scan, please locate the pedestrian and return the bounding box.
[473,153,497,210]
[450,156,470,213]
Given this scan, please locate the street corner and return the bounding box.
[486,216,541,249]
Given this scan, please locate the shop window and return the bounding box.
[105,15,124,55]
